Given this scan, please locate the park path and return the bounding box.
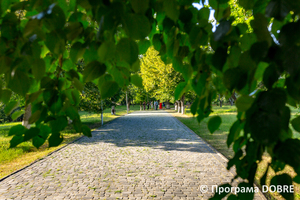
[0,110,265,200]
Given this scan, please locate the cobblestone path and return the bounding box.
[0,111,265,200]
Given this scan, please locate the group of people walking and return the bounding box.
[141,100,161,110]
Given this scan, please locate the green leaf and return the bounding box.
[82,125,92,137]
[8,70,31,96]
[116,38,139,65]
[123,14,151,40]
[28,110,41,124]
[45,32,65,56]
[207,116,222,134]
[31,59,46,80]
[254,62,268,81]
[98,74,113,88]
[163,0,180,22]
[198,7,210,21]
[274,139,300,171]
[250,14,272,47]
[100,81,119,99]
[271,174,294,200]
[65,22,83,41]
[8,125,27,136]
[73,77,84,92]
[227,120,243,147]
[227,194,238,200]
[239,33,257,51]
[66,106,80,120]
[236,96,254,112]
[263,64,280,89]
[212,47,227,71]
[294,175,300,184]
[49,116,68,134]
[265,0,293,21]
[39,125,51,140]
[83,61,106,82]
[0,89,12,104]
[138,40,151,55]
[238,0,255,10]
[152,34,162,51]
[24,127,40,141]
[62,59,75,71]
[174,82,187,100]
[237,182,255,200]
[130,0,149,14]
[4,101,19,115]
[189,26,208,49]
[48,133,63,147]
[291,116,300,132]
[10,135,24,148]
[32,135,45,149]
[250,111,281,145]
[97,41,116,63]
[11,110,24,121]
[223,68,247,91]
[70,42,86,64]
[131,74,143,88]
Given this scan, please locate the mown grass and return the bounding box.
[168,105,300,200]
[0,105,139,179]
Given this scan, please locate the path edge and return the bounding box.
[0,112,135,183]
[165,110,267,200]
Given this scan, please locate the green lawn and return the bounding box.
[168,104,300,200]
[0,105,139,179]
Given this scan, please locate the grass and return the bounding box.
[167,105,300,200]
[0,105,139,179]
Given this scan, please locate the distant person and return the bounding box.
[151,101,154,110]
[143,101,146,110]
[111,106,115,115]
[147,102,150,110]
[163,102,165,108]
[154,101,158,110]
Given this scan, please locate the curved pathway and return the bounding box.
[0,111,265,200]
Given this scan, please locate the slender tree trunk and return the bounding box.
[126,91,129,114]
[101,100,103,125]
[166,100,170,109]
[178,100,181,113]
[181,95,185,115]
[218,94,223,107]
[22,104,31,129]
[175,102,177,111]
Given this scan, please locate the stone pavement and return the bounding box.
[0,111,265,200]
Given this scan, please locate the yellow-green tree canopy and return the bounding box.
[140,47,183,102]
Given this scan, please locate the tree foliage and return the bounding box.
[1,0,300,199]
[140,47,183,102]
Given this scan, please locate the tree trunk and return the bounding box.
[175,102,177,111]
[126,91,129,114]
[218,94,223,107]
[101,100,103,125]
[178,101,181,113]
[166,100,170,109]
[22,104,31,129]
[181,95,185,115]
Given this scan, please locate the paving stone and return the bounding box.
[0,111,265,200]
